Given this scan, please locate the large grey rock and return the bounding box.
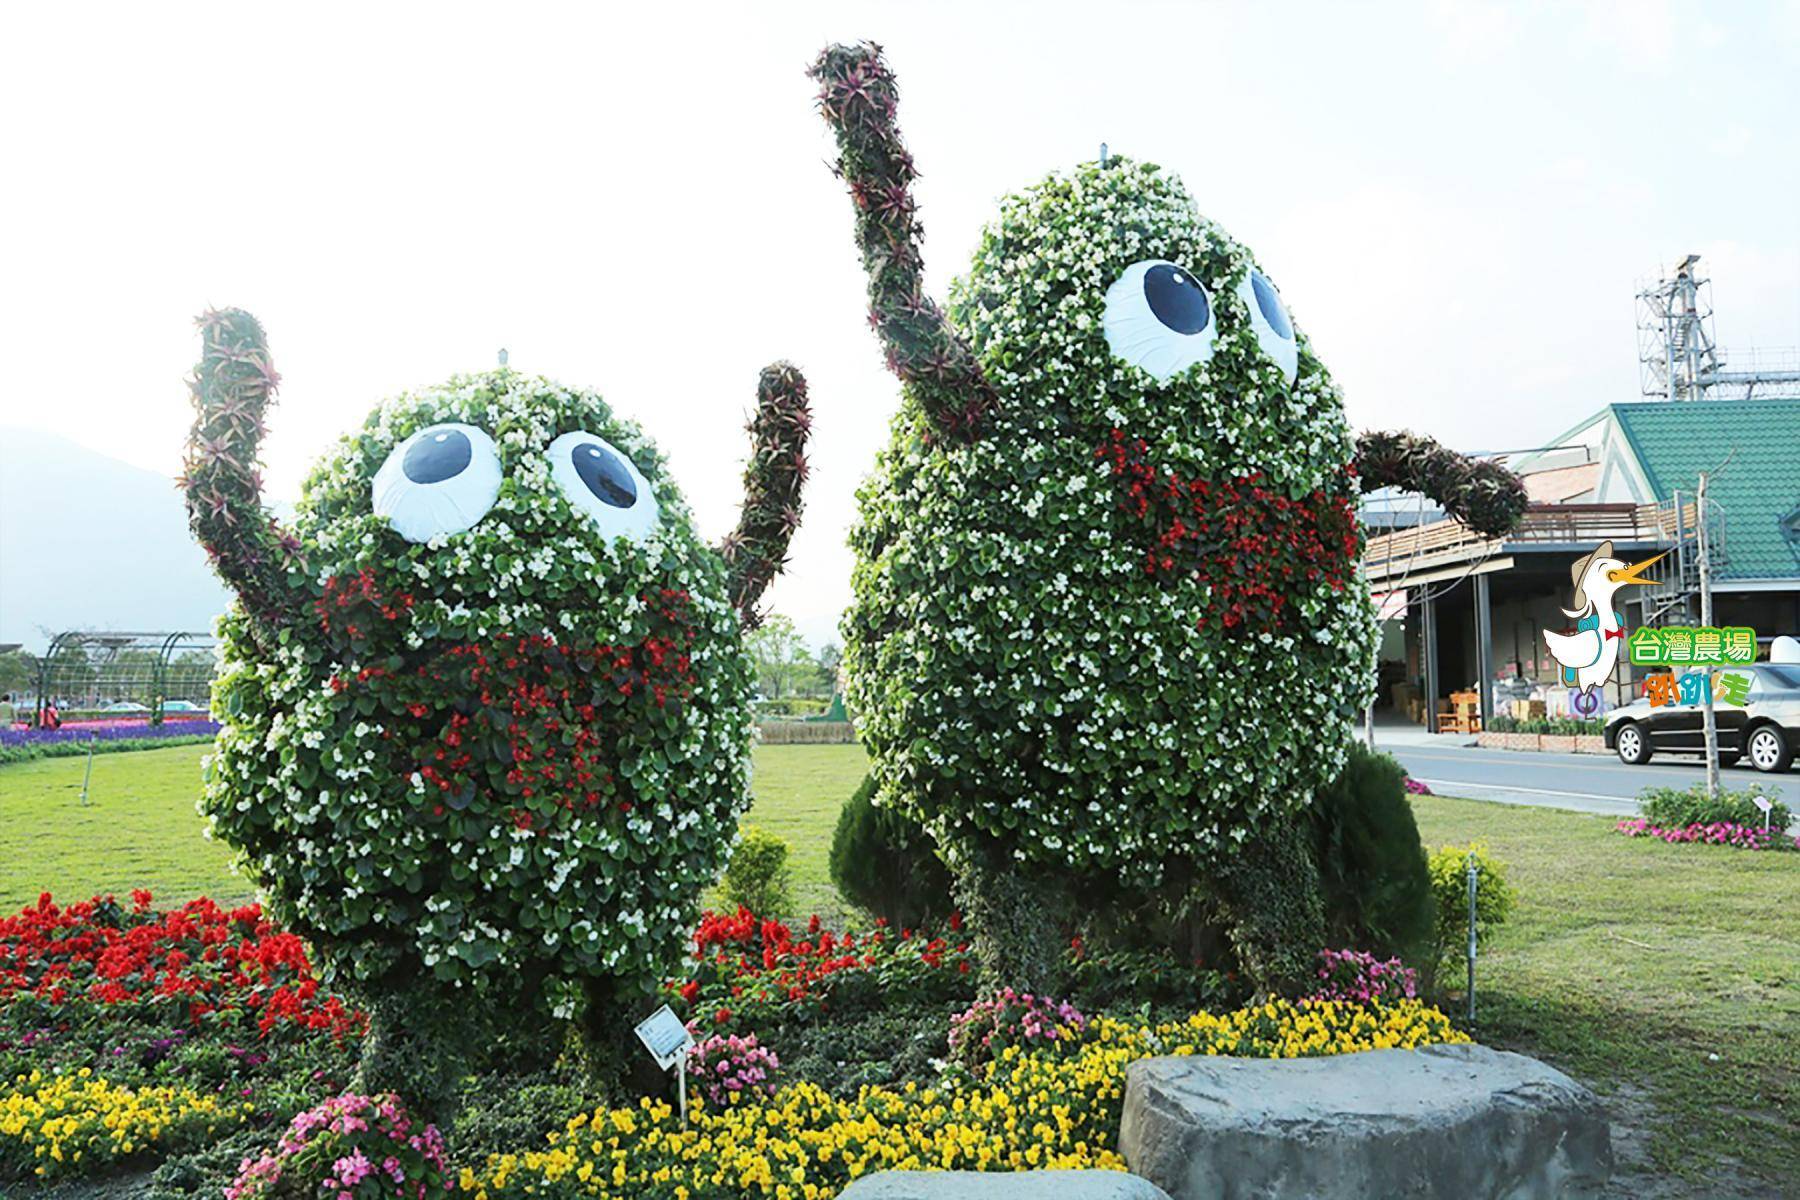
[839,1169,1172,1199]
[1120,1043,1611,1199]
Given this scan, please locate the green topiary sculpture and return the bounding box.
[182,310,810,1109]
[809,43,1524,992]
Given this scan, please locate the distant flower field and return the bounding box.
[0,720,220,763]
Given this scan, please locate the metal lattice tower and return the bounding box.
[1637,254,1800,401]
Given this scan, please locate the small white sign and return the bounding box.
[1752,794,1774,814]
[634,1004,694,1071]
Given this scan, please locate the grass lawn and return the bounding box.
[0,745,251,911]
[1410,794,1797,1193]
[3,746,1794,1193]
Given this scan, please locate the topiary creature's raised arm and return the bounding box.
[809,42,997,442]
[719,362,812,627]
[1355,430,1529,539]
[182,308,305,631]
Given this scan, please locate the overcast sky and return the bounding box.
[3,0,1797,646]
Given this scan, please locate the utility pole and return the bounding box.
[1697,471,1719,800]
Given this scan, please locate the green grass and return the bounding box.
[3,747,1794,1189]
[0,744,250,911]
[734,743,867,921]
[1411,794,1797,1188]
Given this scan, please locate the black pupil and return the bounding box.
[574,443,636,508]
[402,429,472,484]
[1143,264,1210,335]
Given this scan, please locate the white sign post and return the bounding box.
[634,1004,695,1128]
[1752,791,1773,832]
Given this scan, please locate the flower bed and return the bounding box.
[0,892,360,1040]
[0,1069,252,1180]
[1,892,1470,1197]
[1615,818,1797,852]
[672,908,977,1029]
[226,1092,450,1200]
[0,720,221,763]
[465,1000,1467,1198]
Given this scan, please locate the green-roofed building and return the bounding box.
[1543,398,1800,583]
[1365,397,1800,732]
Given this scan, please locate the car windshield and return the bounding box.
[1757,665,1800,689]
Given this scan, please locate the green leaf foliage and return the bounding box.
[829,774,956,929]
[1307,743,1435,965]
[722,825,794,920]
[1640,783,1792,831]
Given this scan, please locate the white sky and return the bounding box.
[3,0,1798,647]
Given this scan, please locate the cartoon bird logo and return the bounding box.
[1542,540,1667,697]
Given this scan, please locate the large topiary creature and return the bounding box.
[182,310,810,1107]
[810,43,1524,992]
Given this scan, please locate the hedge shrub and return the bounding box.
[722,826,792,920]
[1640,783,1792,832]
[829,775,956,929]
[1308,743,1435,965]
[1426,842,1515,983]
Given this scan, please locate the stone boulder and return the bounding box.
[838,1169,1172,1199]
[1119,1043,1611,1199]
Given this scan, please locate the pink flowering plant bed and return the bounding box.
[1623,784,1797,852]
[947,989,1089,1071]
[226,1092,450,1200]
[1615,818,1797,852]
[685,1033,781,1108]
[1308,948,1419,1004]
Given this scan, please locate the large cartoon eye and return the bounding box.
[1103,260,1217,382]
[548,431,659,543]
[1238,269,1298,383]
[372,423,502,543]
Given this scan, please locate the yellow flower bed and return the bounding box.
[466,1000,1467,1200]
[0,1069,253,1179]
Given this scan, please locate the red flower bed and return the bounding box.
[672,908,975,1024]
[0,892,361,1040]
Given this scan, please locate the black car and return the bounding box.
[1604,662,1800,774]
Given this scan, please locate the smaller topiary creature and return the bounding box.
[183,310,810,1108]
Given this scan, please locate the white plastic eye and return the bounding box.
[1103,259,1217,382]
[548,431,660,544]
[372,423,503,543]
[1238,268,1298,384]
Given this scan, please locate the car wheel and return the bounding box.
[1615,722,1652,766]
[1746,725,1794,774]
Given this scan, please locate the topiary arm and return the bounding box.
[182,308,305,629]
[719,362,811,628]
[1354,430,1529,539]
[809,42,998,442]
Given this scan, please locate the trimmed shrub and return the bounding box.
[828,775,956,929]
[1640,783,1791,832]
[1426,842,1515,983]
[722,826,793,920]
[1307,743,1436,965]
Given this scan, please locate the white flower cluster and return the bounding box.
[203,370,756,1002]
[844,158,1377,885]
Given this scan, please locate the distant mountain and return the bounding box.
[0,428,231,650]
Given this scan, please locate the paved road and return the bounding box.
[1381,741,1800,822]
